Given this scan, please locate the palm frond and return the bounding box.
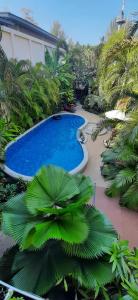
[62,206,116,259]
[71,258,114,289]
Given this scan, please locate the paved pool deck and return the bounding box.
[77,106,138,248]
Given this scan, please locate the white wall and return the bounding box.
[1,26,56,65]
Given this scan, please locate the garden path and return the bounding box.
[76,105,138,248]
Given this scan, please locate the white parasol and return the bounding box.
[105,110,129,121]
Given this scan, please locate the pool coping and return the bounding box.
[2,112,88,181]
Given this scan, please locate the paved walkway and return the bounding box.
[77,106,138,248]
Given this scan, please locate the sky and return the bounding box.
[0,0,138,45]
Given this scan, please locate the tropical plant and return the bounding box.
[98,26,138,109]
[68,240,138,300]
[83,94,106,114]
[0,173,26,203]
[0,46,60,130]
[0,119,21,160]
[45,49,74,103]
[101,109,138,210]
[108,240,138,300]
[0,165,116,296]
[68,43,102,103]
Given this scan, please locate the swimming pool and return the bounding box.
[4,113,88,181]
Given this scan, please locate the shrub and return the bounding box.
[101,110,138,210]
[83,94,106,114]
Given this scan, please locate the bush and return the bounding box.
[83,94,106,113]
[101,110,138,211]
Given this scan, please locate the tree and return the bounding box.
[98,27,138,108]
[50,21,66,40]
[20,8,38,25]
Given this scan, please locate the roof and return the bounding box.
[0,12,59,45]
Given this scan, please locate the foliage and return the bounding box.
[61,240,138,300]
[0,165,116,296]
[45,49,74,103]
[0,46,63,130]
[83,94,106,114]
[0,119,21,161]
[98,27,138,109]
[108,240,138,300]
[69,43,103,103]
[101,109,138,210]
[10,298,24,300]
[50,21,67,41]
[0,170,26,203]
[0,170,26,228]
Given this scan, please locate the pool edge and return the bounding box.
[2,112,88,181]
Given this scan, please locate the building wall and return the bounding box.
[1,25,57,64]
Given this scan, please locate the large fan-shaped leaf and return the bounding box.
[2,192,89,250]
[71,258,114,289]
[1,242,76,296]
[38,174,93,215]
[23,211,89,249]
[2,194,36,245]
[62,206,117,259]
[0,246,18,282]
[24,166,93,215]
[25,166,80,214]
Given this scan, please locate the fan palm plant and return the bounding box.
[0,165,117,296]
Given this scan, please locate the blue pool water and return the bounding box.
[5,114,85,177]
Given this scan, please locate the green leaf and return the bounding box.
[10,241,76,295]
[72,258,114,289]
[115,169,136,188]
[30,211,89,248]
[122,183,138,210]
[25,166,80,215]
[62,206,117,259]
[2,166,93,249]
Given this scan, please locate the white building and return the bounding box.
[0,12,63,65]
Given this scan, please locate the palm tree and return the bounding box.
[98,26,138,108]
